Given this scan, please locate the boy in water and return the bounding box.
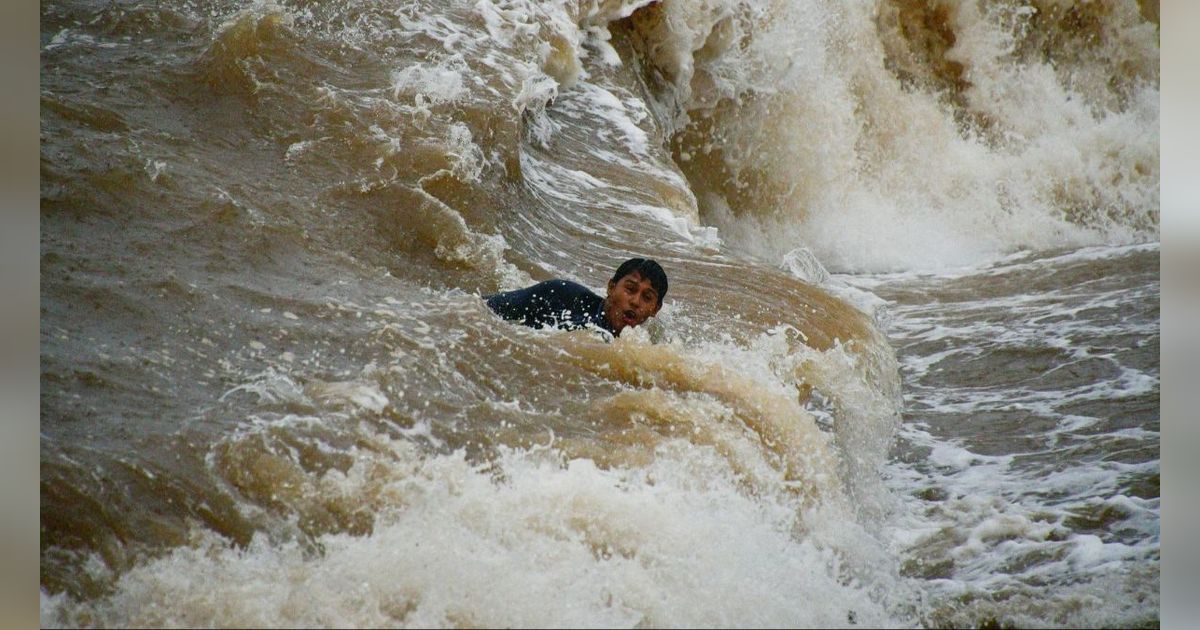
[484,258,667,337]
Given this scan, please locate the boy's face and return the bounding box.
[604,271,661,334]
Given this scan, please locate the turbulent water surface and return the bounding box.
[41,0,1159,626]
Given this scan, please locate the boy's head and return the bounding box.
[604,258,668,334]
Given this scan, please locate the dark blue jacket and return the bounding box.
[484,280,615,335]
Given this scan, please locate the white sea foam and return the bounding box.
[391,58,469,106]
[576,83,651,155]
[43,437,906,628]
[623,0,1157,272]
[626,204,721,248]
[867,245,1158,625]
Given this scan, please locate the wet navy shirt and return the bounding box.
[485,280,615,336]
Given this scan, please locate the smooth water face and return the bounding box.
[41,0,1158,626]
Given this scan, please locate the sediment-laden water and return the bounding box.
[41,0,1159,626]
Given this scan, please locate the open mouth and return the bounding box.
[622,310,637,325]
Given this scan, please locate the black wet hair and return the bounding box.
[610,258,668,306]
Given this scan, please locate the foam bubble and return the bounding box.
[391,59,469,107]
[43,441,906,628]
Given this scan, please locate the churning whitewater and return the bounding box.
[41,0,1158,626]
